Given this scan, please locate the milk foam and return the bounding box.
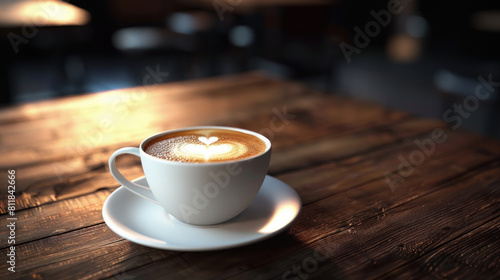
[145,131,266,163]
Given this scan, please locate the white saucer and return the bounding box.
[102,175,302,251]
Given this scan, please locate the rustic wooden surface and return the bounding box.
[0,72,499,280]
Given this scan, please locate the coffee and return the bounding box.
[144,128,267,163]
[110,126,272,224]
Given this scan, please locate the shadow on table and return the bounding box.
[229,231,348,279]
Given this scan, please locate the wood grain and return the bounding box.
[1,135,498,279]
[0,96,411,213]
[223,163,500,280]
[381,216,500,279]
[0,72,498,280]
[0,128,492,248]
[0,115,439,214]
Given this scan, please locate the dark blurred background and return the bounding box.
[1,0,499,138]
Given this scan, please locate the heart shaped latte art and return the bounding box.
[168,135,249,162]
[198,136,218,145]
[183,143,233,158]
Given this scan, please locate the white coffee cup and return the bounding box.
[108,126,272,225]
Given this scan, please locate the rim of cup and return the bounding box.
[139,126,272,166]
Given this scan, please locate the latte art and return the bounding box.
[144,129,267,163]
[172,137,248,161]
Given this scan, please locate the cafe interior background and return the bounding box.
[0,0,499,139]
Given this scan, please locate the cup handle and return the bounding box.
[108,147,160,205]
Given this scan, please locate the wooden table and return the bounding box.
[0,72,499,279]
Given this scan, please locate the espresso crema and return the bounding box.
[144,129,267,163]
